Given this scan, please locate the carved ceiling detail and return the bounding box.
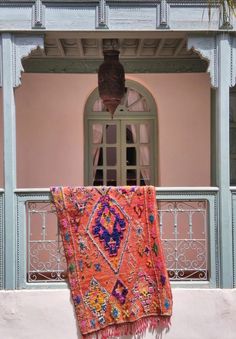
[30,36,197,60]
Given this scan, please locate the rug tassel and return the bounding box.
[84,316,171,339]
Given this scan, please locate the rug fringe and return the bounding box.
[84,316,171,339]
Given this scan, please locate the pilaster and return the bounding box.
[0,33,43,289]
[2,33,17,289]
[215,33,232,288]
[188,33,234,287]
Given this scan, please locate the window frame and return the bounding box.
[84,79,158,186]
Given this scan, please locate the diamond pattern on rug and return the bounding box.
[86,194,130,273]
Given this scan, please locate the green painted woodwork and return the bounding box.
[22,58,208,74]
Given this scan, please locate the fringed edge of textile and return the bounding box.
[83,315,171,339]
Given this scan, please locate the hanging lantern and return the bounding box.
[98,49,125,118]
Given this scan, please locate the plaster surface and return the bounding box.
[0,72,210,188]
[0,289,235,339]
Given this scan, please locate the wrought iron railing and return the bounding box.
[15,188,219,288]
[158,200,208,281]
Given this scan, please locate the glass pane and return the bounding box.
[140,123,150,143]
[140,145,150,165]
[107,170,117,186]
[92,124,103,144]
[127,90,145,112]
[93,98,105,112]
[126,147,136,166]
[140,168,150,186]
[93,169,103,185]
[106,147,116,166]
[127,169,137,185]
[93,148,103,166]
[126,124,136,144]
[106,124,117,144]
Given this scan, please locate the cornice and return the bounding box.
[22,56,207,73]
[0,0,232,32]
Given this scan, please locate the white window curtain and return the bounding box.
[92,124,103,180]
[127,90,150,185]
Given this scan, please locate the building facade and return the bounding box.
[0,1,236,338]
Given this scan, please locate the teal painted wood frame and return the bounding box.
[0,190,4,290]
[2,33,17,290]
[84,79,158,186]
[15,187,219,289]
[215,34,233,288]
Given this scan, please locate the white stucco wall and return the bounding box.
[0,289,235,339]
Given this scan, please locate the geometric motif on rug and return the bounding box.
[86,194,131,273]
[84,278,110,325]
[132,272,156,314]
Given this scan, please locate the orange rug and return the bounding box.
[51,186,172,338]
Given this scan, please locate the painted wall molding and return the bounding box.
[32,0,45,29]
[188,34,236,88]
[96,0,109,29]
[157,0,170,29]
[0,35,44,88]
[187,35,218,87]
[22,57,207,74]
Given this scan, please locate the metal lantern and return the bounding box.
[98,50,125,118]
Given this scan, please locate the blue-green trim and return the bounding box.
[2,33,17,290]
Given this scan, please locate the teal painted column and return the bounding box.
[2,33,16,289]
[215,33,233,288]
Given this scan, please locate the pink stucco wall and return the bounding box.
[0,72,210,188]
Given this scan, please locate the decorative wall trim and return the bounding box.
[231,36,236,88]
[32,0,45,29]
[219,0,233,30]
[96,0,109,29]
[157,0,170,29]
[187,35,218,87]
[12,35,44,87]
[22,57,207,74]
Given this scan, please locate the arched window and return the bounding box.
[84,80,157,186]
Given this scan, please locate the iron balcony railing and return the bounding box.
[13,187,219,288]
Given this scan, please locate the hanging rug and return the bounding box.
[51,186,172,338]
